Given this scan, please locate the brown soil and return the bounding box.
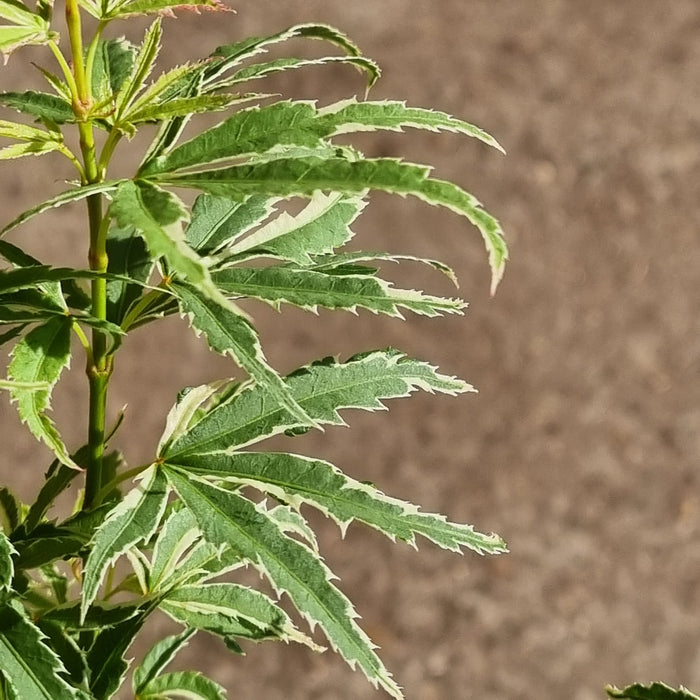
[2,1,700,698]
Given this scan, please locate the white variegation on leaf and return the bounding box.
[81,465,169,620]
[135,670,226,700]
[0,0,54,57]
[163,349,472,459]
[204,23,365,90]
[221,190,365,265]
[0,601,81,699]
[132,628,195,694]
[172,281,316,430]
[7,316,76,469]
[148,156,507,292]
[263,502,319,553]
[148,506,204,590]
[157,380,228,455]
[160,581,321,650]
[211,265,465,318]
[186,193,279,255]
[168,452,507,555]
[0,530,14,591]
[165,470,403,699]
[1,180,124,238]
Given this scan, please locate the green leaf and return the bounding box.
[0,140,63,160]
[307,250,458,286]
[103,0,226,20]
[127,93,243,125]
[205,24,364,90]
[186,193,278,255]
[0,265,108,296]
[220,55,380,91]
[0,600,81,699]
[0,117,59,142]
[0,0,41,26]
[138,67,204,170]
[34,619,89,688]
[0,240,67,309]
[138,671,226,700]
[166,471,402,698]
[40,600,140,630]
[0,180,123,238]
[0,0,53,57]
[148,506,242,591]
[141,97,502,177]
[160,582,318,648]
[0,324,26,348]
[32,64,72,101]
[109,180,223,300]
[148,505,203,590]
[125,60,205,116]
[149,157,507,292]
[13,529,85,569]
[81,465,169,619]
[315,98,504,152]
[212,265,465,317]
[157,381,230,457]
[86,607,151,700]
[105,225,154,325]
[0,117,64,160]
[170,452,506,555]
[0,377,49,391]
[139,101,322,175]
[164,349,470,459]
[24,458,83,533]
[0,531,14,591]
[220,191,364,265]
[7,316,76,469]
[172,282,316,430]
[0,91,73,124]
[264,503,319,553]
[90,37,137,106]
[0,487,21,534]
[114,19,162,120]
[607,683,700,700]
[36,620,90,688]
[132,628,195,693]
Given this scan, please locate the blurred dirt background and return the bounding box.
[2,1,700,698]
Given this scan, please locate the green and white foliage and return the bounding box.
[607,684,700,700]
[0,4,522,699]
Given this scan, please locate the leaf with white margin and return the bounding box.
[171,281,316,430]
[7,316,76,469]
[0,600,80,699]
[149,157,507,293]
[221,191,365,265]
[160,581,321,649]
[165,470,402,699]
[132,628,195,694]
[164,348,471,459]
[0,531,14,591]
[81,465,169,620]
[136,670,226,700]
[169,451,507,555]
[211,265,465,318]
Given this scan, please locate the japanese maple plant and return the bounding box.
[0,0,510,697]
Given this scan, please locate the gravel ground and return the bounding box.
[1,2,700,698]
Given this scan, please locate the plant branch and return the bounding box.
[65,0,113,510]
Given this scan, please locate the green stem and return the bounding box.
[65,0,89,114]
[65,0,113,510]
